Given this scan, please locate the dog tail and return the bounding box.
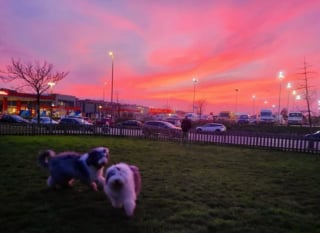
[130,165,142,196]
[38,150,55,168]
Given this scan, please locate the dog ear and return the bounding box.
[130,165,142,196]
[106,169,116,182]
[38,150,55,168]
[86,149,100,166]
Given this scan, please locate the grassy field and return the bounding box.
[0,136,320,233]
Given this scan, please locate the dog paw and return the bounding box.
[91,182,98,191]
[68,179,75,186]
[124,201,136,217]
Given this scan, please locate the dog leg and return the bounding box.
[95,176,105,189]
[47,176,55,188]
[90,182,98,191]
[123,200,136,217]
[68,179,75,186]
[108,197,122,208]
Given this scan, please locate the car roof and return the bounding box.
[145,120,176,126]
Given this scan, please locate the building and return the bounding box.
[0,88,176,120]
[0,88,80,118]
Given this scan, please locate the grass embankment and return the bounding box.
[0,136,319,233]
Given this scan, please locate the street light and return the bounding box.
[109,51,114,117]
[98,105,102,118]
[292,90,297,111]
[192,77,198,113]
[234,89,239,113]
[48,82,55,123]
[277,71,285,123]
[286,82,292,112]
[102,81,107,117]
[295,94,301,111]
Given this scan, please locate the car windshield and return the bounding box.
[163,121,176,127]
[219,113,230,117]
[289,113,302,117]
[261,112,272,117]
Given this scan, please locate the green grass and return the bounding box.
[1,136,320,233]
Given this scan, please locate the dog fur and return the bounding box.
[38,147,109,191]
[104,163,141,216]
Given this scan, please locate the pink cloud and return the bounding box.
[1,0,320,114]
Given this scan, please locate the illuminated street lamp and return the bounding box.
[192,77,198,113]
[102,81,107,117]
[277,71,285,123]
[295,94,301,111]
[48,82,55,123]
[286,82,292,112]
[234,89,239,113]
[48,82,55,89]
[109,51,114,117]
[292,90,298,111]
[99,105,102,118]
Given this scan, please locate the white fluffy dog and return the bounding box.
[104,163,141,216]
[38,147,109,191]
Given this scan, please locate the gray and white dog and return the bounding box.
[38,147,109,191]
[104,163,142,216]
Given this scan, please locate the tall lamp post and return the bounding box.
[277,71,285,124]
[286,82,292,113]
[48,82,55,124]
[235,89,239,113]
[192,77,198,113]
[108,51,114,118]
[102,81,107,118]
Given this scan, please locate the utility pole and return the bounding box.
[296,58,317,129]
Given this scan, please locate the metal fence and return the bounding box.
[0,123,319,154]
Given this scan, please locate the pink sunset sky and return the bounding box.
[1,0,320,114]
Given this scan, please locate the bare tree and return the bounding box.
[0,58,68,123]
[296,58,317,129]
[196,98,207,119]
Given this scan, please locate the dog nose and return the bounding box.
[112,180,123,190]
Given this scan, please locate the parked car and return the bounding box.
[249,115,258,124]
[304,131,320,140]
[184,113,199,121]
[165,117,181,127]
[196,123,226,133]
[288,112,304,125]
[0,114,30,124]
[117,120,143,128]
[31,116,58,124]
[142,120,182,138]
[259,109,275,124]
[94,118,111,127]
[217,111,236,122]
[59,117,92,128]
[236,114,250,124]
[304,131,320,149]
